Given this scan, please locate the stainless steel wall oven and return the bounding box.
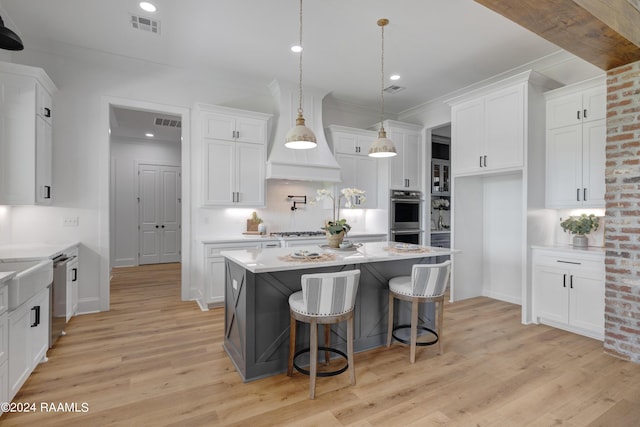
[389,190,423,244]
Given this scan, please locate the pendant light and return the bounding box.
[368,18,397,158]
[0,16,24,51]
[285,0,317,149]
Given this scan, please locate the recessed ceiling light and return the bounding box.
[139,2,157,12]
[145,133,154,137]
[290,45,303,53]
[390,74,401,81]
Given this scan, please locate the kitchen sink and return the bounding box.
[0,259,53,310]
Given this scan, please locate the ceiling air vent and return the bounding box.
[131,15,161,34]
[383,85,405,94]
[154,117,182,128]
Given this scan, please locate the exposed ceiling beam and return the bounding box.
[574,0,640,48]
[474,0,640,70]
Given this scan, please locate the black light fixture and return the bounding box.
[0,16,23,51]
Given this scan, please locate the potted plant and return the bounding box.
[313,188,366,248]
[560,214,599,248]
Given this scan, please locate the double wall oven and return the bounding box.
[389,190,423,245]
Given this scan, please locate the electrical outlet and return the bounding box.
[63,216,79,227]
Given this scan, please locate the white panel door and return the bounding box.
[484,84,524,171]
[569,270,605,336]
[139,165,161,264]
[203,113,236,140]
[534,265,569,324]
[203,139,234,205]
[387,129,406,188]
[546,125,582,208]
[160,166,181,263]
[452,99,484,176]
[35,116,52,204]
[582,119,606,208]
[235,142,264,206]
[139,164,182,265]
[403,132,421,190]
[356,156,378,208]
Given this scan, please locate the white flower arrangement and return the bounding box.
[431,198,450,210]
[312,187,366,235]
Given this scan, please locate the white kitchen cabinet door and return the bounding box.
[29,288,49,369]
[67,257,79,319]
[547,85,606,129]
[534,265,569,325]
[0,360,7,415]
[484,84,524,171]
[388,125,422,190]
[336,154,378,208]
[581,86,606,123]
[203,139,235,205]
[581,119,606,208]
[334,132,358,154]
[546,125,583,208]
[35,116,53,204]
[568,269,605,337]
[235,142,265,206]
[0,67,55,206]
[203,113,266,144]
[451,98,484,176]
[9,301,31,399]
[206,257,225,305]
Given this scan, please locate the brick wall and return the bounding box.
[605,60,640,362]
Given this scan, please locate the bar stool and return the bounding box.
[387,260,451,363]
[287,269,360,399]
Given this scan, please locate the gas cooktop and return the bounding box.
[270,231,325,238]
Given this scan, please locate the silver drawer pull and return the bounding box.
[557,260,581,265]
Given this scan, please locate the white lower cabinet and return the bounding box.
[532,248,604,340]
[67,255,79,320]
[204,242,263,305]
[9,286,50,401]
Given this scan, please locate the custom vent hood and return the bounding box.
[266,80,341,182]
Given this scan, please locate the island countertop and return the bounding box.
[221,241,457,273]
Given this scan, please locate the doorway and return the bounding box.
[102,98,191,309]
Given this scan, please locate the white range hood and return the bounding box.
[266,80,341,183]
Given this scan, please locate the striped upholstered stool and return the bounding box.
[287,269,360,399]
[387,260,451,363]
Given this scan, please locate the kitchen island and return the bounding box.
[221,242,457,382]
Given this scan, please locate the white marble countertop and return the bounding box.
[221,241,457,273]
[0,242,80,262]
[201,232,387,245]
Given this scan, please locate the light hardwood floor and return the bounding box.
[3,263,640,426]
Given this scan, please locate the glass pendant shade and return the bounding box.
[368,128,397,157]
[285,112,317,149]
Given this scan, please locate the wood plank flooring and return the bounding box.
[3,263,640,426]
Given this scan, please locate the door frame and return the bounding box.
[102,96,191,310]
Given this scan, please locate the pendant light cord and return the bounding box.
[379,20,386,130]
[298,0,304,116]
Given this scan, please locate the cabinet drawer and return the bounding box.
[535,254,603,274]
[205,242,260,257]
[0,285,7,315]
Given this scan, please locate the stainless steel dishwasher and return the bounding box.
[50,254,71,347]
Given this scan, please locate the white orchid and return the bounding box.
[431,198,450,210]
[313,187,366,234]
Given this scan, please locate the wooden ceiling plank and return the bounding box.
[574,0,640,47]
[474,0,640,70]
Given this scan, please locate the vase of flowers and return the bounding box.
[560,214,600,248]
[314,188,367,248]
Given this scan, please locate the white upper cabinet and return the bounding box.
[326,126,379,208]
[0,62,56,205]
[451,82,525,176]
[384,121,423,190]
[545,77,606,208]
[198,105,271,207]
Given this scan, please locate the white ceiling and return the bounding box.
[0,0,564,115]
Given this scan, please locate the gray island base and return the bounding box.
[221,242,456,382]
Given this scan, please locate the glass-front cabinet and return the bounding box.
[431,159,450,196]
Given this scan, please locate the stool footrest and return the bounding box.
[293,347,348,377]
[391,324,439,347]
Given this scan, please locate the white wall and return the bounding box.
[111,137,181,267]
